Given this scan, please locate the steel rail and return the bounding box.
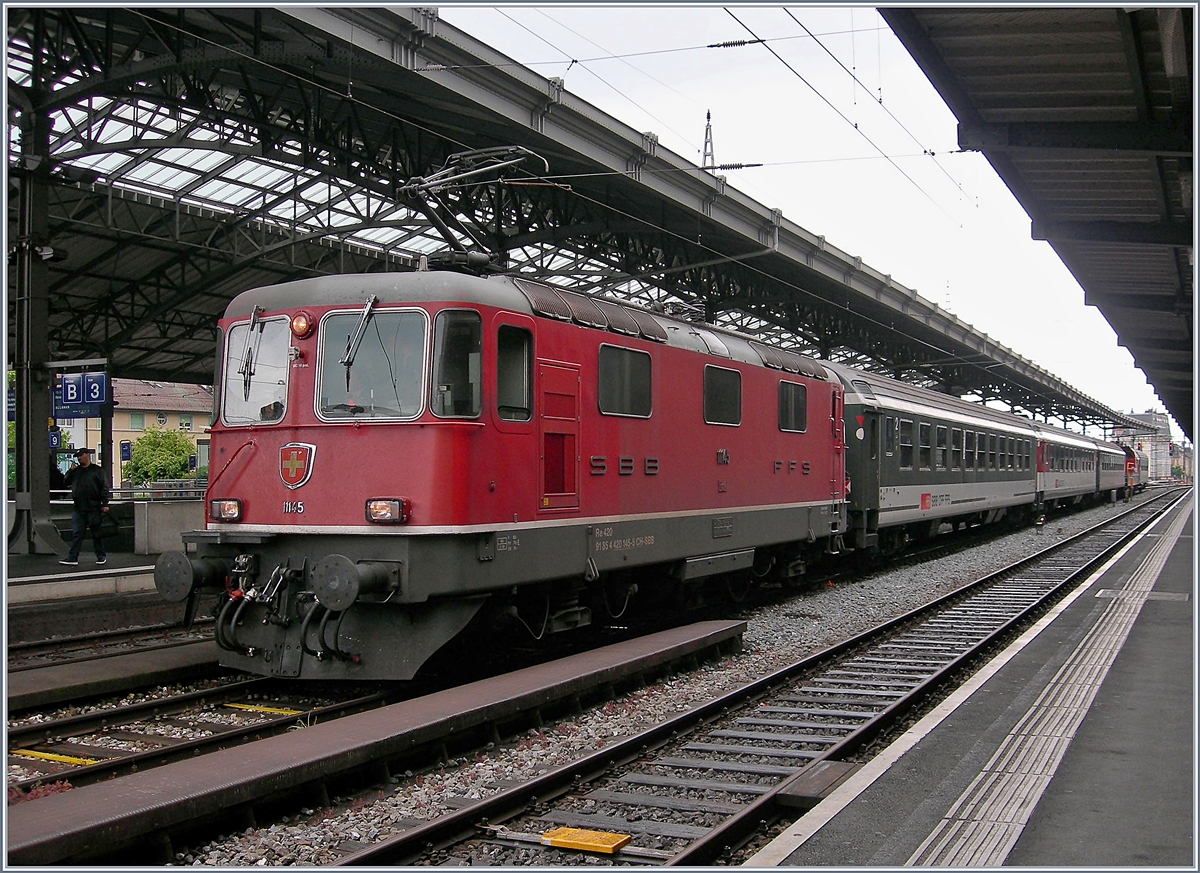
[9,683,392,794]
[669,487,1190,864]
[335,488,1185,866]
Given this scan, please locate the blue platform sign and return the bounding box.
[120,440,132,462]
[53,372,105,419]
[61,373,83,405]
[48,430,62,450]
[83,372,106,405]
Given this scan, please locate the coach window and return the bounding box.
[496,325,533,421]
[935,425,948,471]
[918,423,932,470]
[884,416,895,456]
[778,381,808,432]
[964,430,976,470]
[598,345,651,417]
[899,419,914,469]
[704,365,741,425]
[951,428,963,470]
[431,310,482,418]
[985,433,995,470]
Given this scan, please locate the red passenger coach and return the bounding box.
[156,271,847,680]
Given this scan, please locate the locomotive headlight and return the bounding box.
[290,310,315,339]
[366,498,411,524]
[209,498,242,521]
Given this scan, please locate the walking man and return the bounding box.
[61,447,110,566]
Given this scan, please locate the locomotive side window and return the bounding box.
[598,345,651,417]
[951,428,963,470]
[935,425,948,471]
[899,419,914,469]
[432,310,482,418]
[777,381,807,432]
[703,365,741,426]
[918,423,932,470]
[318,309,426,419]
[496,325,533,421]
[222,316,290,425]
[964,430,976,470]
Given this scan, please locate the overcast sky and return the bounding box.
[438,5,1187,444]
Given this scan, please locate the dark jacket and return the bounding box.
[63,463,110,513]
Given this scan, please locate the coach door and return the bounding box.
[831,386,846,502]
[538,361,580,510]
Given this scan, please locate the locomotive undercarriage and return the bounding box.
[156,502,846,680]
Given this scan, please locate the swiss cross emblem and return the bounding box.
[280,443,316,490]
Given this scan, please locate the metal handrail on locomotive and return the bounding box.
[154,269,1136,681]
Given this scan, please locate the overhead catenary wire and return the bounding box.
[723,7,958,224]
[783,9,975,206]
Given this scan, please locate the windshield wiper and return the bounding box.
[236,305,264,402]
[340,295,378,392]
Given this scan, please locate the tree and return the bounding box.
[123,426,196,485]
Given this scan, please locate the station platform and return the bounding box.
[6,551,160,604]
[751,490,1195,868]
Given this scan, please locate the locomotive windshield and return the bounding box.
[222,316,291,424]
[318,309,427,419]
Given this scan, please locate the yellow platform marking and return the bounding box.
[540,827,632,854]
[223,702,304,716]
[10,749,98,766]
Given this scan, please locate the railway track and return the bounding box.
[7,678,394,797]
[7,620,216,673]
[333,488,1186,866]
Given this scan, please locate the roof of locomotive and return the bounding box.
[224,270,835,382]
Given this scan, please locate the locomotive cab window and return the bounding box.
[704,365,741,426]
[432,310,482,418]
[222,315,291,425]
[778,381,808,432]
[318,308,426,420]
[497,325,533,421]
[598,345,651,417]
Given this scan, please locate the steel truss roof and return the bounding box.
[881,7,1193,441]
[7,6,1148,431]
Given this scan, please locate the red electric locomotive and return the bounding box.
[155,270,847,680]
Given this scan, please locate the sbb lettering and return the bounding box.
[589,456,661,476]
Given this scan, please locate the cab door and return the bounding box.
[538,361,580,510]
